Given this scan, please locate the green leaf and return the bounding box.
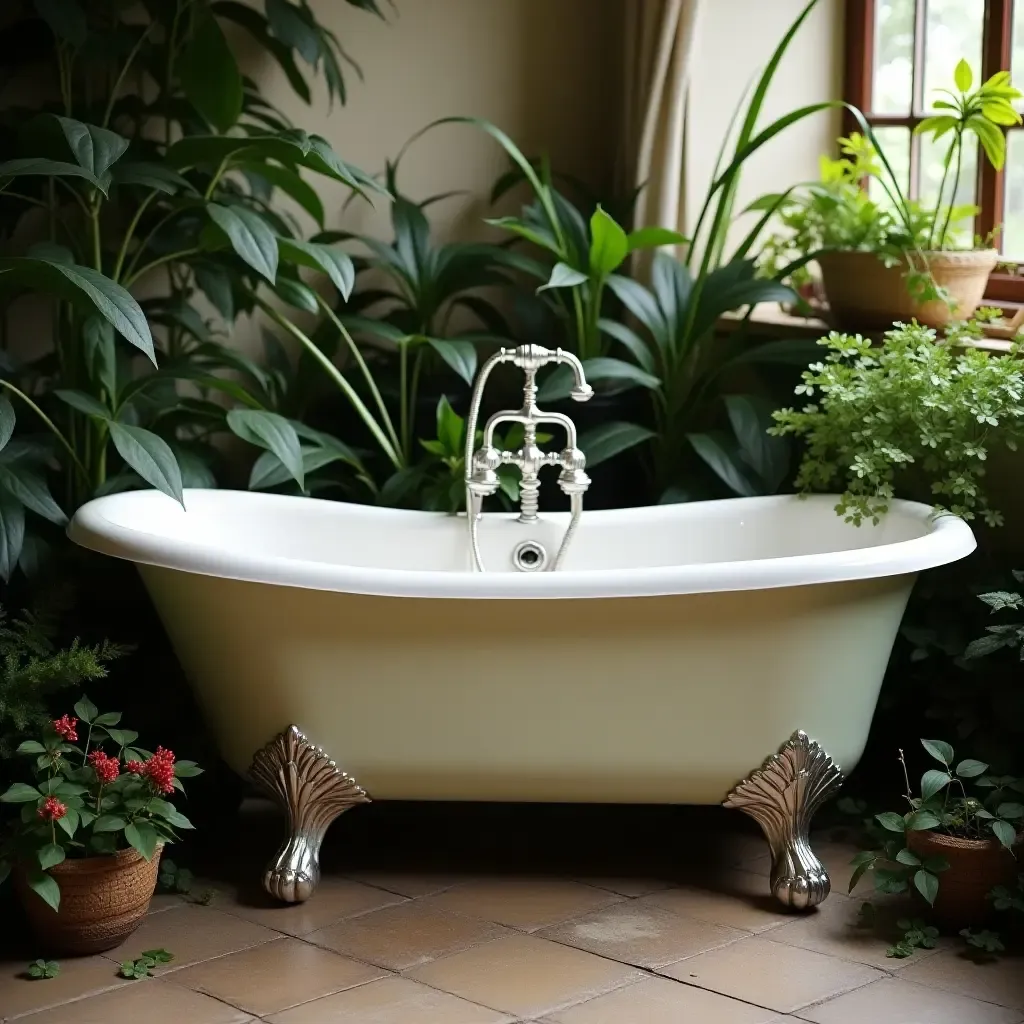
[53,117,129,182]
[577,421,655,468]
[83,315,117,399]
[0,466,66,525]
[74,696,97,723]
[724,394,789,491]
[0,396,14,453]
[277,237,354,298]
[589,206,629,275]
[107,423,185,508]
[538,358,659,403]
[244,162,324,226]
[1,782,41,803]
[895,848,921,866]
[173,761,203,778]
[92,815,126,832]
[55,390,109,419]
[537,262,589,293]
[0,492,25,582]
[921,769,952,801]
[426,339,477,386]
[123,821,159,861]
[113,162,195,196]
[266,0,321,64]
[914,869,940,906]
[273,275,319,312]
[179,7,243,132]
[906,809,942,831]
[921,739,954,766]
[954,58,973,93]
[37,843,65,870]
[27,870,60,912]
[33,0,87,46]
[688,431,760,497]
[995,802,1024,819]
[140,948,175,964]
[969,115,1006,169]
[626,227,688,252]
[956,758,989,778]
[0,158,105,191]
[0,258,155,362]
[227,409,303,489]
[207,205,278,283]
[875,811,907,832]
[992,819,1017,850]
[16,740,46,755]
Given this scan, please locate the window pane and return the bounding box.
[1003,131,1024,259]
[873,0,915,113]
[870,126,912,207]
[920,130,977,241]
[1014,0,1024,111]
[923,0,984,111]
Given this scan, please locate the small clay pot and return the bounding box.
[906,829,1018,930]
[15,846,162,955]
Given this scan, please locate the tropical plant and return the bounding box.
[771,316,1024,526]
[0,0,383,578]
[0,696,203,910]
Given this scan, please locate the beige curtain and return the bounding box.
[623,0,702,237]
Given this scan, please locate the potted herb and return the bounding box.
[762,61,1021,330]
[770,317,1024,527]
[851,741,1021,929]
[0,697,201,954]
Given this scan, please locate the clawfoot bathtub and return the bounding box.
[69,490,974,907]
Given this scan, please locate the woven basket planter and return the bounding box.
[15,846,162,955]
[817,249,998,331]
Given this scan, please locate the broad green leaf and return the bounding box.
[906,809,942,830]
[266,0,321,64]
[605,274,668,341]
[921,739,954,766]
[242,162,325,226]
[0,782,41,803]
[426,339,477,386]
[113,162,195,195]
[687,431,760,497]
[996,802,1024,819]
[92,815,126,832]
[249,444,349,490]
[724,394,789,492]
[53,117,129,181]
[578,421,655,468]
[0,491,25,582]
[227,409,303,490]
[436,395,463,456]
[193,264,235,322]
[895,848,921,866]
[597,318,655,373]
[27,870,60,911]
[74,696,97,722]
[179,8,243,132]
[955,758,989,778]
[0,158,105,191]
[484,216,562,256]
[992,819,1018,850]
[107,422,185,508]
[537,262,589,293]
[55,390,109,418]
[981,101,1022,127]
[954,58,973,93]
[207,204,278,282]
[33,0,87,46]
[969,115,1006,169]
[920,769,952,801]
[626,227,689,252]
[0,466,67,525]
[589,206,629,275]
[278,237,354,298]
[83,315,117,399]
[16,740,45,754]
[37,843,65,870]
[0,397,14,452]
[914,869,939,906]
[123,821,159,861]
[0,258,155,362]
[875,811,906,832]
[273,275,319,312]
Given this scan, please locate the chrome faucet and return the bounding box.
[464,344,593,572]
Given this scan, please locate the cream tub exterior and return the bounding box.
[69,489,975,805]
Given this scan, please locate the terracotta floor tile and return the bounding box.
[343,869,464,898]
[638,871,796,933]
[100,904,277,972]
[165,935,387,1016]
[10,978,253,1023]
[898,947,1024,1010]
[406,933,643,1019]
[545,976,782,1023]
[0,954,128,1020]
[308,901,510,971]
[264,976,514,1023]
[215,875,405,936]
[765,892,942,970]
[660,935,883,1013]
[798,976,1023,1024]
[540,902,747,968]
[575,876,675,898]
[423,877,622,932]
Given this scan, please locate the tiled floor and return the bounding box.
[2,800,1022,1023]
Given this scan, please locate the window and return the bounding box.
[844,0,1024,302]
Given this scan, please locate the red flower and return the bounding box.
[52,715,77,742]
[88,750,120,785]
[143,747,175,794]
[125,760,144,775]
[37,796,67,822]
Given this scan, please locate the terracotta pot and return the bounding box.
[15,846,162,955]
[906,829,1018,930]
[817,249,998,331]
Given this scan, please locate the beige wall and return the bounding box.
[246,0,625,243]
[684,0,844,243]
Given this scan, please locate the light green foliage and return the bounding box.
[771,319,1024,526]
[119,949,174,979]
[887,918,939,959]
[26,959,59,979]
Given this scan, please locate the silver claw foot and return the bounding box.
[249,726,370,903]
[724,730,843,910]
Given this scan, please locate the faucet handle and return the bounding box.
[467,446,501,498]
[557,447,591,496]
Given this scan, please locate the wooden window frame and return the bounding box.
[844,0,1024,305]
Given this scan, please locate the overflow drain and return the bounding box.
[512,540,548,573]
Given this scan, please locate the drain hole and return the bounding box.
[512,540,548,573]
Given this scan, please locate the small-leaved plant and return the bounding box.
[771,317,1024,526]
[0,698,202,910]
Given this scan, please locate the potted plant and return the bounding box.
[0,697,201,954]
[851,740,1021,930]
[770,316,1024,527]
[761,61,1021,330]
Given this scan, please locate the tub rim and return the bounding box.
[67,489,976,600]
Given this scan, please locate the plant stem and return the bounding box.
[90,201,102,272]
[928,134,957,250]
[399,341,409,462]
[112,189,160,283]
[102,23,153,129]
[124,247,201,288]
[938,135,963,249]
[122,207,186,282]
[409,347,424,461]
[0,381,90,483]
